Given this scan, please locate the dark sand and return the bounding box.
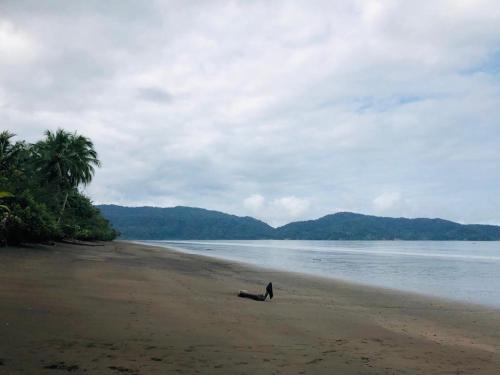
[0,241,499,374]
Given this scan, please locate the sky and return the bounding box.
[1,0,500,227]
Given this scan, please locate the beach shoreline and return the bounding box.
[133,239,500,310]
[1,241,499,374]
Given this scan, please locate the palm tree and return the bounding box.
[34,129,101,223]
[0,131,20,173]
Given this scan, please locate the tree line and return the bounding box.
[0,129,117,245]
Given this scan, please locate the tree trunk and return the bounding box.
[58,191,69,224]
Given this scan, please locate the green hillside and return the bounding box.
[97,205,500,241]
[97,205,275,240]
[275,212,500,240]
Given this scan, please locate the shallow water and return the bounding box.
[136,240,500,308]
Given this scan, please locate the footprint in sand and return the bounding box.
[108,365,137,373]
[306,358,324,365]
[43,362,79,372]
[322,350,337,354]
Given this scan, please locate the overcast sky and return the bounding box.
[1,1,500,226]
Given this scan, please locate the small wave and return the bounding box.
[154,240,500,262]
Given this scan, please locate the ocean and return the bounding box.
[136,240,500,308]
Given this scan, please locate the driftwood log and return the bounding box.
[238,282,273,301]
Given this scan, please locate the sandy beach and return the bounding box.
[0,241,499,374]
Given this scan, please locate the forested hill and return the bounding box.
[97,205,275,240]
[97,205,500,241]
[275,212,500,240]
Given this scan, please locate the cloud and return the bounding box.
[136,87,172,103]
[243,194,265,212]
[0,20,39,64]
[273,196,310,220]
[243,194,310,226]
[2,1,500,225]
[373,192,402,213]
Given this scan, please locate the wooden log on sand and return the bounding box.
[238,282,273,301]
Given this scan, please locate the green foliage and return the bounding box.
[61,192,117,241]
[99,205,500,241]
[0,129,117,245]
[0,131,22,172]
[98,205,274,240]
[34,129,101,188]
[4,192,60,244]
[275,212,500,240]
[33,129,101,223]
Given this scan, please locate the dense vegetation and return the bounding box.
[99,206,500,241]
[276,212,500,240]
[97,205,275,240]
[0,130,117,245]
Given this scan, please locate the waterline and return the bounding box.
[137,240,500,308]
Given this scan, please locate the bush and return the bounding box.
[60,192,118,241]
[4,193,60,244]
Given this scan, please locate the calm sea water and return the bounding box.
[136,240,500,308]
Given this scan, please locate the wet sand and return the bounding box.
[0,241,499,374]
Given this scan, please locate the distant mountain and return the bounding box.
[97,205,275,240]
[97,205,500,241]
[275,212,500,240]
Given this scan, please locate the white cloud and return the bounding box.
[243,194,265,212]
[373,192,402,213]
[243,194,310,226]
[272,196,310,219]
[0,20,39,65]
